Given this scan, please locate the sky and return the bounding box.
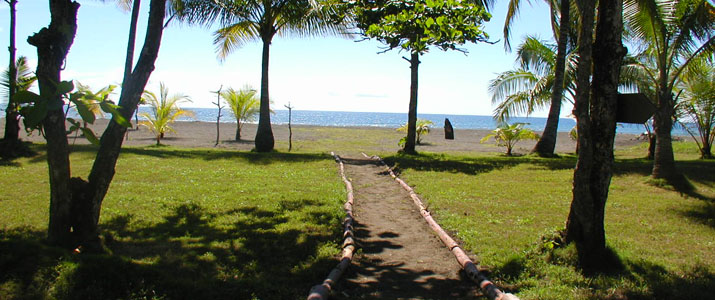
[0,0,560,117]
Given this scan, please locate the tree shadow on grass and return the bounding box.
[488,245,714,300]
[335,222,481,299]
[0,199,343,300]
[60,144,333,165]
[381,153,577,176]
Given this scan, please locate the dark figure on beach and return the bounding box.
[444,118,454,140]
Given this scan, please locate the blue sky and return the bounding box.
[1,0,559,117]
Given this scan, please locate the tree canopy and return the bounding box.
[351,0,492,55]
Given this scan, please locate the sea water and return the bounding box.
[180,108,687,136]
[1,107,690,136]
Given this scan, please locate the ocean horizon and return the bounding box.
[2,107,691,136]
[177,108,688,136]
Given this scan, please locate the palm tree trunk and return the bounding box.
[566,0,625,267]
[532,0,570,157]
[652,89,677,178]
[235,119,241,141]
[3,0,19,142]
[404,52,419,154]
[255,40,274,152]
[27,0,79,247]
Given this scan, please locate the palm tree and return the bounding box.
[503,0,574,157]
[677,57,715,159]
[2,56,36,140]
[178,0,348,152]
[397,119,434,145]
[139,82,194,145]
[480,122,539,156]
[221,86,260,141]
[489,36,577,123]
[623,0,715,179]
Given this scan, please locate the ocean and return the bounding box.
[178,108,685,136]
[2,107,690,136]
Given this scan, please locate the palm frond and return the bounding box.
[517,36,556,77]
[489,70,541,103]
[214,20,261,59]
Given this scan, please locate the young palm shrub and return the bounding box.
[677,58,715,159]
[480,122,539,156]
[221,86,260,141]
[139,82,194,145]
[398,119,434,145]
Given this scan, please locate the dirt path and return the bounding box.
[334,155,479,299]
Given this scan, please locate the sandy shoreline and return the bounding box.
[1,117,645,154]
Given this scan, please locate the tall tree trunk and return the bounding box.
[652,88,677,178]
[566,0,626,267]
[647,133,655,160]
[122,0,141,84]
[403,52,419,154]
[255,40,274,152]
[532,0,570,157]
[76,0,166,249]
[235,119,241,141]
[3,0,19,142]
[27,0,79,247]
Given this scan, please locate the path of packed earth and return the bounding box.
[330,154,480,299]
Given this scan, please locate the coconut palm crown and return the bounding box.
[489,36,577,123]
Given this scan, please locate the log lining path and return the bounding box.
[310,153,517,299]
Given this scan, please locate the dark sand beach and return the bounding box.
[1,117,645,155]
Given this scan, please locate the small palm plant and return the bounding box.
[398,119,434,145]
[139,82,194,145]
[480,122,539,156]
[221,86,260,141]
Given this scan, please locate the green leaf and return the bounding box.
[74,99,97,124]
[80,127,100,145]
[55,80,74,96]
[99,101,131,128]
[20,102,48,129]
[14,90,41,104]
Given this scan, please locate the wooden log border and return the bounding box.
[307,152,356,300]
[361,152,519,300]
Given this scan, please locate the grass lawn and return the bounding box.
[384,140,714,299]
[1,134,713,300]
[0,145,345,300]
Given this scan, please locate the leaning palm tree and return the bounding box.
[623,0,715,179]
[177,0,349,152]
[139,82,194,145]
[2,56,36,141]
[221,86,260,141]
[503,0,575,156]
[489,36,577,124]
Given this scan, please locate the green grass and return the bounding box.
[383,145,714,299]
[0,145,345,300]
[1,132,713,300]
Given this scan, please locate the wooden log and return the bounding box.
[308,153,358,300]
[364,153,520,300]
